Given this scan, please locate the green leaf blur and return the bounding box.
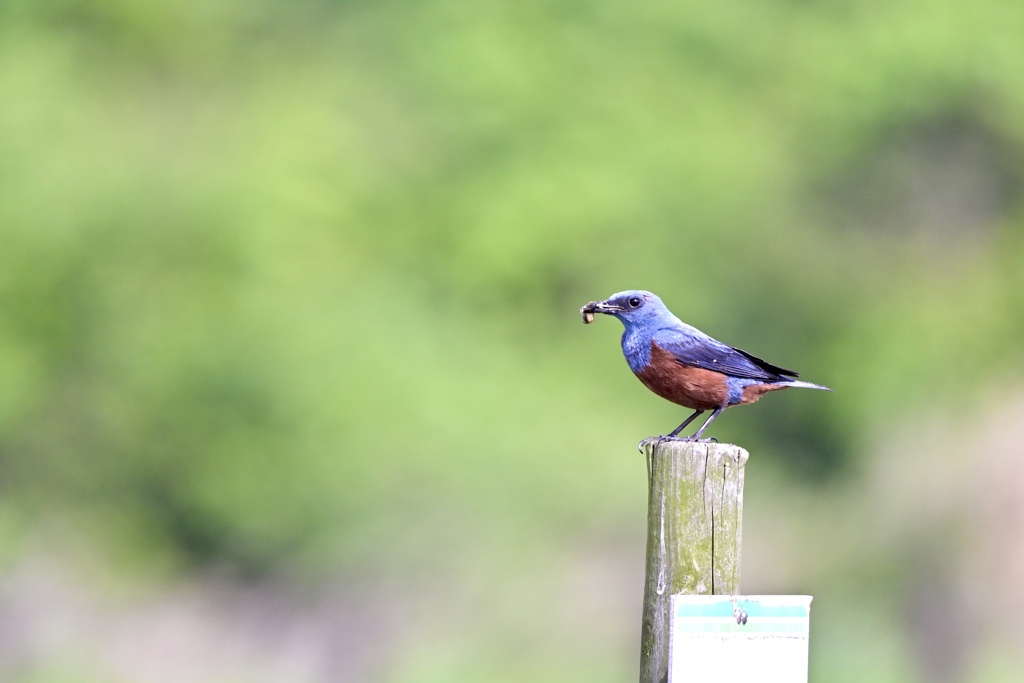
[1,1,1023,681]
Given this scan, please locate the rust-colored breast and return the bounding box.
[634,343,731,410]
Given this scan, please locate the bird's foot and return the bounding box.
[638,434,721,451]
[637,434,683,453]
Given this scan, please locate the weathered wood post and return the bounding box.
[639,440,749,683]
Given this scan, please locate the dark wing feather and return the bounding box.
[732,347,799,378]
[653,328,798,381]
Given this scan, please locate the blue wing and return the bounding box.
[652,327,798,382]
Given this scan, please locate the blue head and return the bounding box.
[585,290,674,331]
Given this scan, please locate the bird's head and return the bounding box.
[581,290,669,328]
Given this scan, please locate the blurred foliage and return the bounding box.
[1,0,1023,681]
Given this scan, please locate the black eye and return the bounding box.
[628,297,642,308]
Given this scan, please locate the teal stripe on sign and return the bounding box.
[674,602,809,619]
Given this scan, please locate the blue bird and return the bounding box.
[581,290,831,442]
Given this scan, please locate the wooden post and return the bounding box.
[639,440,749,683]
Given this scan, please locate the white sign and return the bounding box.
[669,595,812,683]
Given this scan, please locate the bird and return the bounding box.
[581,290,831,443]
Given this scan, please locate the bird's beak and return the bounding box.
[592,299,624,314]
[580,299,623,324]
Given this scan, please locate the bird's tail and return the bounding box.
[781,380,833,391]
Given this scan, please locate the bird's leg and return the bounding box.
[668,410,704,438]
[638,409,706,452]
[685,407,724,442]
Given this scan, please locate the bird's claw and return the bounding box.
[637,434,685,452]
[638,434,719,452]
[637,436,719,450]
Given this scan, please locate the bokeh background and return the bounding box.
[2,1,1024,681]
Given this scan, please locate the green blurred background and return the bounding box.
[2,0,1024,681]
